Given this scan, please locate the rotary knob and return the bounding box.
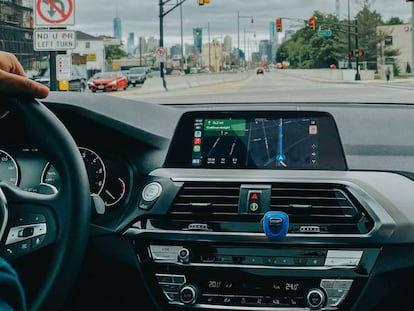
[306,288,326,309]
[177,248,190,263]
[179,285,198,304]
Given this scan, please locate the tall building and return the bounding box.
[0,0,43,70]
[147,36,158,52]
[223,35,232,52]
[113,15,122,41]
[269,21,276,41]
[138,37,147,54]
[193,28,203,53]
[127,32,135,54]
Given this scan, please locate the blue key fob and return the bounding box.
[262,211,289,240]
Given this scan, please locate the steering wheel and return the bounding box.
[0,96,91,310]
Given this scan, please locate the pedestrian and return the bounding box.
[385,67,391,83]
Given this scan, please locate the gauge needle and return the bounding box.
[105,189,115,200]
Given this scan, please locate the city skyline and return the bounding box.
[74,0,412,49]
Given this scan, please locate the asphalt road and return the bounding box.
[107,70,414,105]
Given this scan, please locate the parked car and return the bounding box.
[88,71,128,92]
[34,65,87,92]
[128,67,147,87]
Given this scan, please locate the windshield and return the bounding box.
[94,72,117,79]
[9,0,414,103]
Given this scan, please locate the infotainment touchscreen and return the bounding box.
[165,112,347,170]
[191,117,318,169]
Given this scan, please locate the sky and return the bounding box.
[69,0,413,47]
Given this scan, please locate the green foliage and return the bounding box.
[276,0,400,69]
[385,17,404,25]
[276,11,346,68]
[105,45,127,63]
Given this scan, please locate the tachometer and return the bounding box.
[0,149,19,186]
[101,177,126,207]
[42,147,106,195]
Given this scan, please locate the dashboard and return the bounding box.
[2,93,414,311]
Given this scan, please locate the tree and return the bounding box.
[105,45,127,63]
[355,0,385,64]
[385,17,404,25]
[276,11,346,68]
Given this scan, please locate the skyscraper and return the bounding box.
[269,21,276,41]
[113,14,122,41]
[193,28,203,53]
[127,32,135,54]
[223,35,232,52]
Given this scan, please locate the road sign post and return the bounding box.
[34,0,76,91]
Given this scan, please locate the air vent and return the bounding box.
[270,183,374,234]
[170,182,240,216]
[168,182,374,235]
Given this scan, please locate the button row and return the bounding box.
[199,295,304,307]
[5,234,46,258]
[200,255,325,266]
[156,274,186,304]
[320,279,353,308]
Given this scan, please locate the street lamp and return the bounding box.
[244,28,255,68]
[237,10,254,66]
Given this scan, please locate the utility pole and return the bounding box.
[208,22,211,71]
[412,1,414,77]
[348,0,352,69]
[180,2,184,72]
[355,19,361,80]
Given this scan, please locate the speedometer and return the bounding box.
[0,149,19,186]
[42,147,106,195]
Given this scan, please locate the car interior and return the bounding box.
[1,92,414,311]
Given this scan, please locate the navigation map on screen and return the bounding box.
[191,117,319,168]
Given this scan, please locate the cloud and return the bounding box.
[72,0,412,46]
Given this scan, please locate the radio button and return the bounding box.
[156,274,173,283]
[173,276,186,284]
[160,284,181,292]
[163,292,180,302]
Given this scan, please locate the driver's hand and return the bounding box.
[0,51,49,98]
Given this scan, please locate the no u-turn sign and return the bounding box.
[35,0,75,26]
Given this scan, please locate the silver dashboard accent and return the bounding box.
[325,250,363,267]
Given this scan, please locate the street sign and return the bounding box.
[155,47,167,62]
[56,54,71,81]
[318,29,332,37]
[34,29,76,51]
[35,0,75,26]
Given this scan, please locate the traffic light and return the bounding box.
[276,18,282,32]
[357,50,364,57]
[348,50,354,57]
[309,17,316,31]
[198,0,210,5]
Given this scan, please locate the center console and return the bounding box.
[124,111,395,311]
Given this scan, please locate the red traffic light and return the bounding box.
[276,18,283,32]
[309,17,316,31]
[357,50,364,57]
[348,50,354,57]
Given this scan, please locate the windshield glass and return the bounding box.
[94,72,117,79]
[10,0,414,104]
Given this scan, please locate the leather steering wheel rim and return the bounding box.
[0,96,91,310]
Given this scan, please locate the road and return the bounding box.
[106,70,414,105]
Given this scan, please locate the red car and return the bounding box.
[89,71,128,92]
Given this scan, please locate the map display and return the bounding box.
[191,118,319,168]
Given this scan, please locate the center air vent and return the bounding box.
[168,182,375,235]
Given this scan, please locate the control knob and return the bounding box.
[179,284,198,305]
[306,288,326,309]
[177,248,190,263]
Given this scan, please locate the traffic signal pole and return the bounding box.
[159,0,188,91]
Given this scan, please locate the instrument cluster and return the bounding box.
[0,146,130,209]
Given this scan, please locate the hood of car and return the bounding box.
[92,78,116,84]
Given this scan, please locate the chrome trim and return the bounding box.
[0,189,8,242]
[5,223,47,245]
[124,227,374,239]
[168,303,336,311]
[150,260,358,271]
